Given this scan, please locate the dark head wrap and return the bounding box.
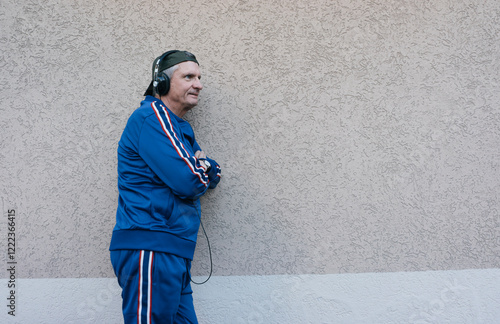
[144,50,199,96]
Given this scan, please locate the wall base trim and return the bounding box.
[2,268,499,323]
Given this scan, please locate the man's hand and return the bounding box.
[195,150,216,174]
[195,150,221,189]
[195,150,206,159]
[195,150,210,171]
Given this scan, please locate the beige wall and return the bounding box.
[1,0,499,279]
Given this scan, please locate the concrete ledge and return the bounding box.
[2,268,499,323]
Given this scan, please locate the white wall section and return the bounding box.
[2,269,499,323]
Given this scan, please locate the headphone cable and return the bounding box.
[190,216,213,285]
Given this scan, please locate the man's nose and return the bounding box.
[193,78,203,90]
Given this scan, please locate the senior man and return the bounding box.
[110,50,221,324]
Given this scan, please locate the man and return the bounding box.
[110,50,221,323]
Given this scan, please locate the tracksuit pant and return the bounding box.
[110,249,198,324]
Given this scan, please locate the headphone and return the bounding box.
[152,50,179,97]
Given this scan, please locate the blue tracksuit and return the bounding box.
[110,96,221,323]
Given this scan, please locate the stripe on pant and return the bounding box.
[137,250,154,324]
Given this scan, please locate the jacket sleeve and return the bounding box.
[193,140,222,189]
[138,103,212,200]
[192,137,222,189]
[205,156,222,189]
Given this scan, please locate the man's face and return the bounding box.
[166,61,203,112]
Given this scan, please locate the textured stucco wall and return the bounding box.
[1,0,499,282]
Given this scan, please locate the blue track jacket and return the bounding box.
[109,96,221,260]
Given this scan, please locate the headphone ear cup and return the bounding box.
[155,72,170,96]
